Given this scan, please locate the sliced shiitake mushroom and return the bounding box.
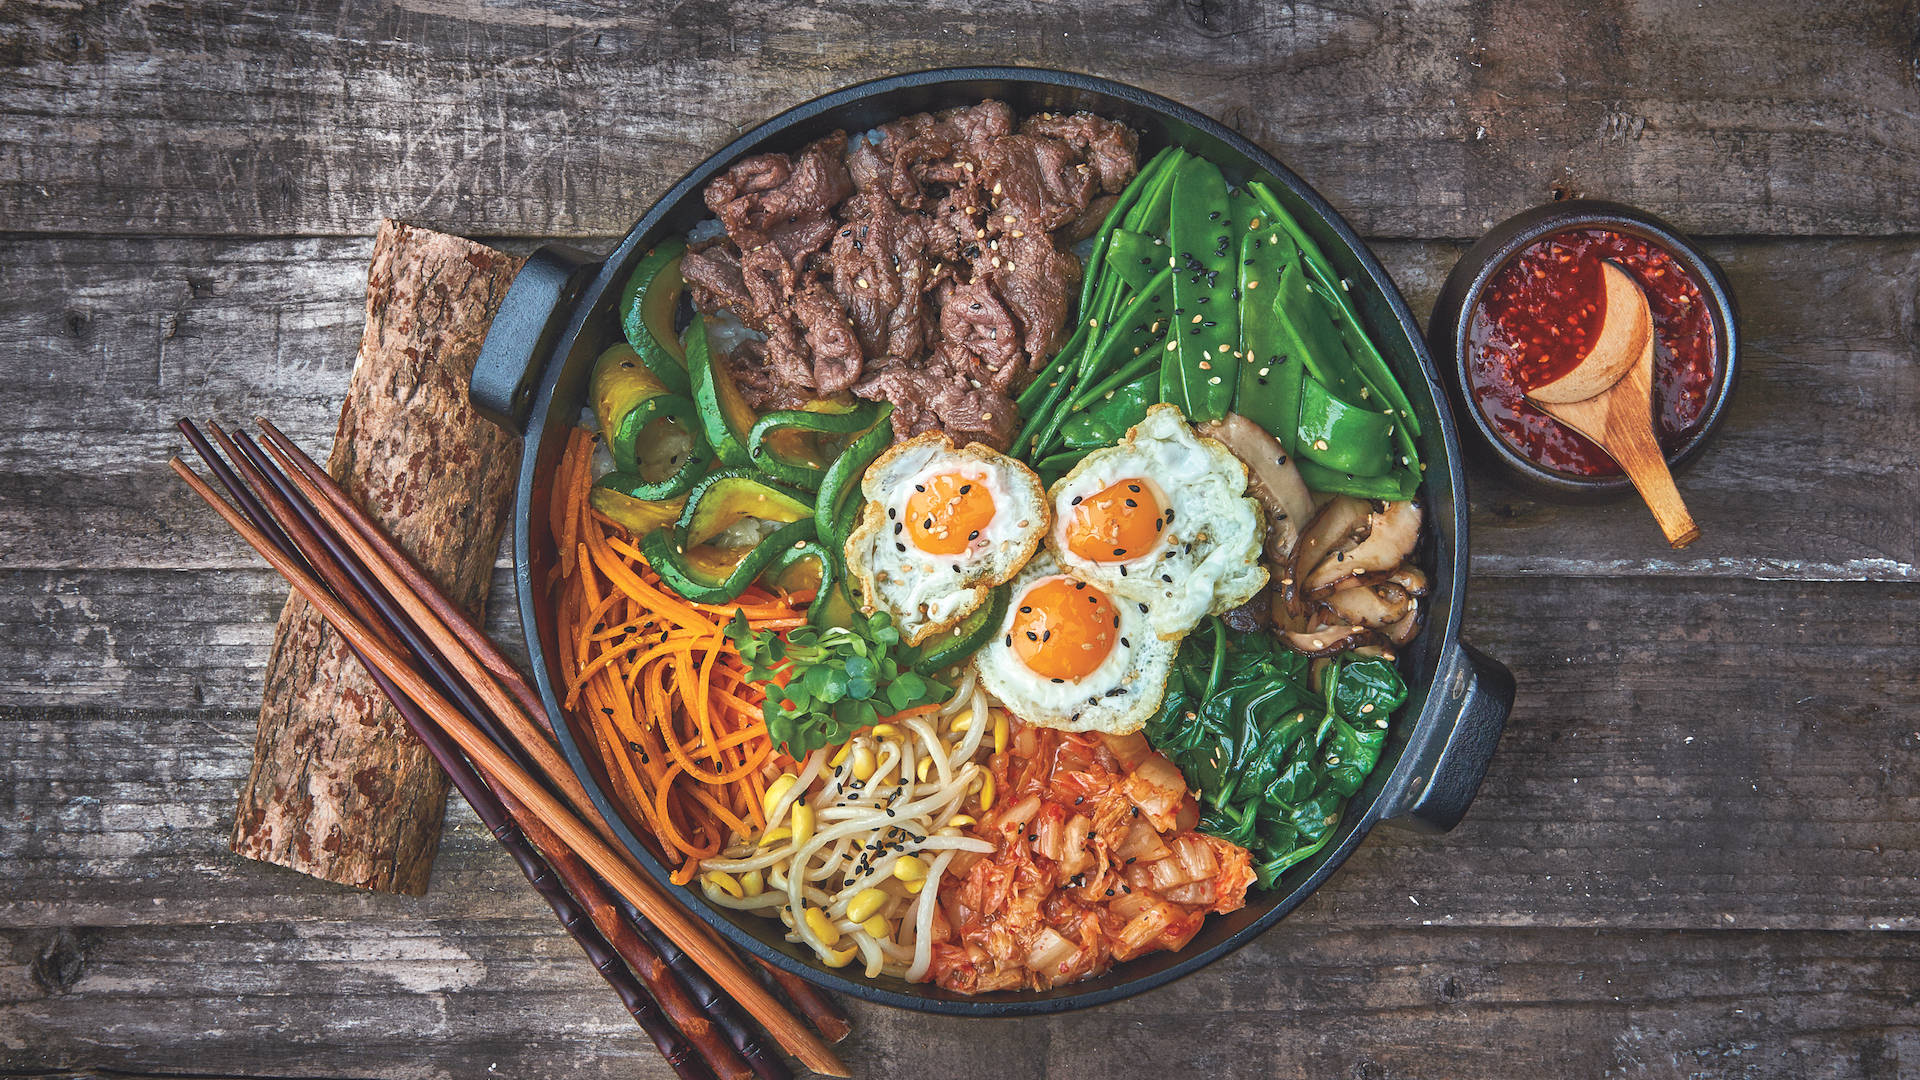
[1388,565,1428,597]
[1198,414,1314,563]
[1325,582,1413,629]
[1282,622,1379,657]
[1304,499,1423,595]
[1382,605,1421,646]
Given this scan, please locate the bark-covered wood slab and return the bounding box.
[228,221,522,895]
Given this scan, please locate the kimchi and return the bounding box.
[926,718,1254,993]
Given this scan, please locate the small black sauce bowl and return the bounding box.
[1427,199,1740,501]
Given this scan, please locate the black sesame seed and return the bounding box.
[1120,637,1130,648]
[1070,495,1083,505]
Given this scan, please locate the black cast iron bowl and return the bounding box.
[469,67,1515,1016]
[1427,199,1740,501]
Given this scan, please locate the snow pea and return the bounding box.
[1234,228,1303,454]
[1104,229,1166,292]
[1162,156,1239,422]
[1060,371,1154,450]
[1123,147,1186,237]
[1033,267,1175,457]
[1295,371,1394,476]
[1245,181,1420,439]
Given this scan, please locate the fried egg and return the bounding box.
[972,550,1175,734]
[846,433,1048,645]
[1048,403,1268,640]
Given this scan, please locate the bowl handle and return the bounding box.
[1383,640,1513,833]
[469,243,601,433]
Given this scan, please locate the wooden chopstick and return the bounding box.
[176,423,719,1079]
[252,418,854,1046]
[255,417,559,735]
[247,421,615,845]
[172,456,850,1079]
[199,423,767,1080]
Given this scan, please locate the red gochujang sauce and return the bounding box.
[1465,228,1718,477]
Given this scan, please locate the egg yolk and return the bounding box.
[1008,576,1118,681]
[905,471,996,556]
[1063,477,1164,564]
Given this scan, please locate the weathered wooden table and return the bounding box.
[5,3,1917,1077]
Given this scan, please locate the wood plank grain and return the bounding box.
[1,236,1913,581]
[0,1,1914,239]
[3,922,1914,1079]
[5,573,1917,931]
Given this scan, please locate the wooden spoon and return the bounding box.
[1526,261,1700,548]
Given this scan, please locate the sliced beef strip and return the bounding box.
[737,245,797,330]
[690,102,1137,449]
[704,133,853,266]
[827,190,936,364]
[1061,194,1120,244]
[680,240,751,318]
[724,339,791,413]
[853,101,1010,210]
[855,351,1019,450]
[979,133,1099,233]
[987,230,1082,370]
[790,278,864,395]
[1020,112,1141,194]
[935,278,1024,393]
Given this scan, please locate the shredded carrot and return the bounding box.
[546,426,796,874]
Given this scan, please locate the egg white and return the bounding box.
[972,550,1175,735]
[1048,404,1268,640]
[845,433,1048,645]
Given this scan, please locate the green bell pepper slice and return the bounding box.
[814,409,893,556]
[617,238,692,397]
[639,517,818,605]
[676,468,814,549]
[910,583,1011,676]
[686,314,758,468]
[765,537,840,626]
[746,402,883,491]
